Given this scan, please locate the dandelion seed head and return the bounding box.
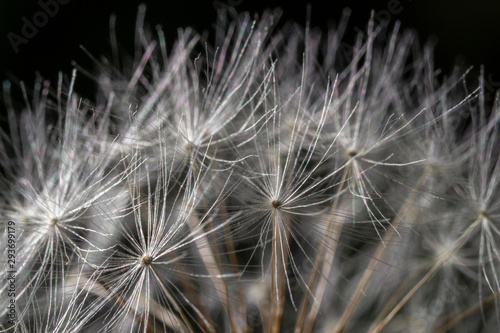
[270,199,282,209]
[3,4,500,332]
[140,255,153,266]
[182,139,195,151]
[347,149,358,159]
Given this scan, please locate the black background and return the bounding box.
[1,0,499,112]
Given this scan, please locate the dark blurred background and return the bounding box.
[1,0,499,109]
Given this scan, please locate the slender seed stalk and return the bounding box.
[84,272,189,333]
[187,214,236,332]
[333,170,430,333]
[221,199,249,333]
[375,261,426,321]
[370,213,484,333]
[189,157,239,332]
[269,208,290,333]
[432,290,500,333]
[172,259,207,316]
[150,265,204,332]
[295,165,351,333]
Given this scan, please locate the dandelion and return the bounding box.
[2,4,500,333]
[89,144,236,333]
[369,73,500,333]
[0,71,137,330]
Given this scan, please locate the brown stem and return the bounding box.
[190,160,239,332]
[295,165,351,333]
[150,265,201,332]
[370,213,483,333]
[374,262,425,323]
[269,210,290,333]
[221,199,249,332]
[78,271,189,333]
[333,171,430,333]
[432,290,500,333]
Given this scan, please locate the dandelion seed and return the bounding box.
[0,71,137,329]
